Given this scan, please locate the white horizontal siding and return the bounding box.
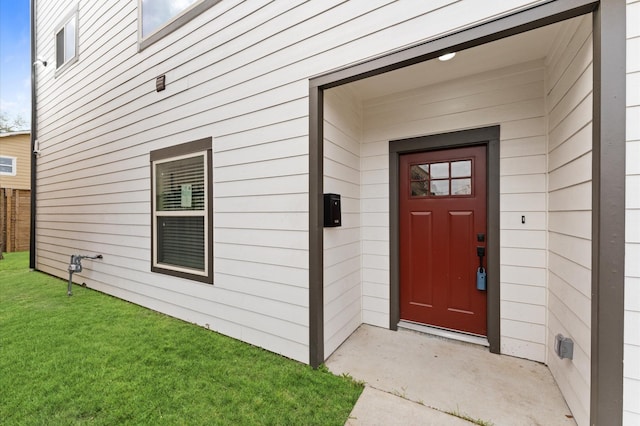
[359,60,548,359]
[625,1,640,423]
[35,0,550,363]
[545,15,592,426]
[323,86,362,357]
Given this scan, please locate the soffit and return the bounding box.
[349,19,570,100]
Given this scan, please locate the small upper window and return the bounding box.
[139,0,221,51]
[55,6,78,73]
[0,156,17,176]
[142,0,199,37]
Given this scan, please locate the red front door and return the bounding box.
[399,146,487,336]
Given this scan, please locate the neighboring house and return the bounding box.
[0,131,31,253]
[31,1,637,425]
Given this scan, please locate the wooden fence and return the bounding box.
[0,188,30,253]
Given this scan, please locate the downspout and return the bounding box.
[29,0,37,269]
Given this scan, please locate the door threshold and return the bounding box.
[398,320,490,347]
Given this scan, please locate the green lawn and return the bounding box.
[0,252,362,425]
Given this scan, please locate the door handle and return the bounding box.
[476,247,486,291]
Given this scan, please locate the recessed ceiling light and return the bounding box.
[438,52,456,61]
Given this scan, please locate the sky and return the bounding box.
[0,0,31,130]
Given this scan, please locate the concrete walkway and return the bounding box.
[326,325,576,426]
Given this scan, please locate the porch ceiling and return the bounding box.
[349,19,570,100]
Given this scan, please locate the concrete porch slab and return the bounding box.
[327,325,576,426]
[346,387,471,426]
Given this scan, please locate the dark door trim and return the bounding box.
[308,85,324,369]
[309,1,625,423]
[591,1,626,424]
[389,127,500,352]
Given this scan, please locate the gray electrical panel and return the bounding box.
[554,334,574,360]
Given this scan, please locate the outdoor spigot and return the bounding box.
[67,254,103,296]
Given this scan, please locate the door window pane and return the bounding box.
[451,160,471,178]
[430,180,449,196]
[411,181,430,196]
[452,178,472,195]
[410,164,429,181]
[430,162,449,178]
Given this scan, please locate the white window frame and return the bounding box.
[0,156,17,176]
[54,5,79,76]
[150,138,213,284]
[138,0,222,52]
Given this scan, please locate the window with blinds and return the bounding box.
[151,138,212,283]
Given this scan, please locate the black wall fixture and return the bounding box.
[323,194,341,227]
